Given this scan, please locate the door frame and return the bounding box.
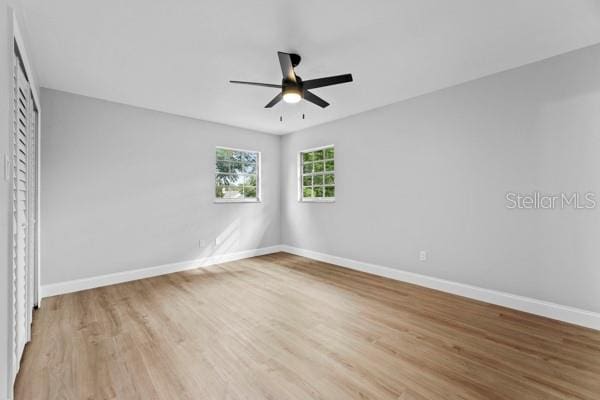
[34,104,41,309]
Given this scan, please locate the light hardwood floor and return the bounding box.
[15,252,600,399]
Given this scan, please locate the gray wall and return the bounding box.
[281,44,600,313]
[40,44,600,314]
[41,89,280,285]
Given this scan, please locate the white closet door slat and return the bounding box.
[11,53,34,382]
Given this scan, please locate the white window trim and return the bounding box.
[214,146,262,204]
[298,144,336,203]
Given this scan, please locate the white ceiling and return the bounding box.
[19,0,600,134]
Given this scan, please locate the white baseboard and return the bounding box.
[41,244,600,331]
[41,245,283,298]
[280,245,600,331]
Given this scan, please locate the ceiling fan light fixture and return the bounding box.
[230,51,352,108]
[283,87,302,104]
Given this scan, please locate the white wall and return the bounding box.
[281,44,600,314]
[40,89,280,285]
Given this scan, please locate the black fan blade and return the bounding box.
[264,92,283,108]
[303,74,353,90]
[304,91,330,108]
[277,52,297,83]
[230,80,282,88]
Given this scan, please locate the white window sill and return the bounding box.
[214,199,262,204]
[299,198,336,203]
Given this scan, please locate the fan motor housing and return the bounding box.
[283,85,302,97]
[283,75,303,91]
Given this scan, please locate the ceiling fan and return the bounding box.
[230,51,353,108]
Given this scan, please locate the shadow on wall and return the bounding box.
[216,218,241,255]
[183,210,275,263]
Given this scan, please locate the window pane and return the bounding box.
[216,148,231,161]
[300,147,335,202]
[244,186,257,198]
[217,174,243,186]
[231,151,244,161]
[303,152,314,162]
[216,148,259,201]
[216,161,230,173]
[243,152,257,163]
[303,175,312,187]
[324,147,334,159]
[230,162,243,173]
[325,160,334,172]
[216,173,231,186]
[243,162,256,174]
[223,186,242,199]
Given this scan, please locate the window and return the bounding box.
[215,147,260,202]
[300,145,335,201]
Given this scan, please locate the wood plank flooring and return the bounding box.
[15,252,600,399]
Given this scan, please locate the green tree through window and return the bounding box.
[301,146,335,201]
[215,147,259,201]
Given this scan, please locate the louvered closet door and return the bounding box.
[12,57,30,368]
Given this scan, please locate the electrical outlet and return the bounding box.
[199,239,207,248]
[419,250,427,262]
